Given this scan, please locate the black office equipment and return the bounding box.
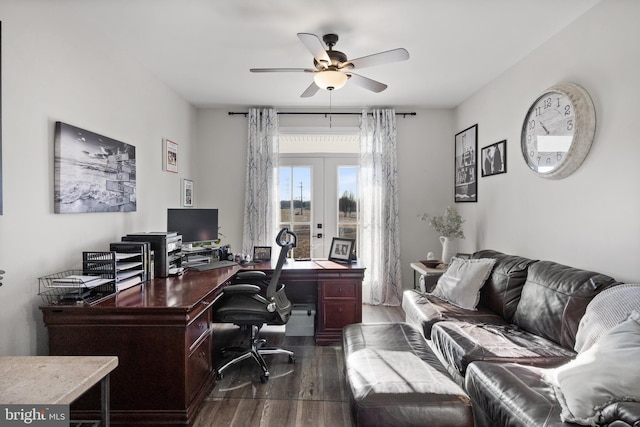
[122,232,182,278]
[167,208,218,245]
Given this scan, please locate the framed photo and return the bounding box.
[329,237,355,263]
[252,246,272,262]
[455,252,471,260]
[54,122,136,213]
[164,138,178,173]
[481,140,507,177]
[182,179,193,207]
[454,124,478,203]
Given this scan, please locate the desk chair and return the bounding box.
[213,228,296,383]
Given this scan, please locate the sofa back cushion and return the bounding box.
[472,250,537,321]
[512,260,618,350]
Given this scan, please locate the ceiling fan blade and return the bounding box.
[348,48,409,70]
[300,82,320,98]
[346,73,387,93]
[297,33,331,66]
[250,68,314,73]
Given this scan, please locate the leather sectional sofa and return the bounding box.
[343,249,640,426]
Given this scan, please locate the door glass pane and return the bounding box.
[338,166,358,254]
[279,166,311,259]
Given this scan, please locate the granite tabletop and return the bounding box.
[0,356,118,404]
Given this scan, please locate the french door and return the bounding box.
[279,156,358,259]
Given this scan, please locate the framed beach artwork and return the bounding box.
[54,122,136,213]
[454,124,478,203]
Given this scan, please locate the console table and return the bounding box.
[410,261,446,292]
[40,260,364,426]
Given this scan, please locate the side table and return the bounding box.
[410,261,447,293]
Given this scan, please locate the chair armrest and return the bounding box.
[235,271,267,280]
[222,284,261,295]
[600,401,640,427]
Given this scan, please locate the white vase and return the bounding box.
[439,236,457,264]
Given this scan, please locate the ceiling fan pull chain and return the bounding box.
[329,90,333,128]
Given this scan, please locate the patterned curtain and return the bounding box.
[359,109,402,306]
[242,108,279,255]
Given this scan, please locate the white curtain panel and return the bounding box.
[242,108,279,255]
[359,109,402,306]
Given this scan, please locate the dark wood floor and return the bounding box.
[193,304,404,427]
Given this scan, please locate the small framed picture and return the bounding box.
[329,237,355,263]
[481,140,507,177]
[454,124,478,203]
[252,246,272,262]
[164,139,178,173]
[182,179,193,207]
[455,252,471,260]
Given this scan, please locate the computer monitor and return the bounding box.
[167,208,218,244]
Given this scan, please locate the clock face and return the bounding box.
[522,91,575,174]
[520,83,596,180]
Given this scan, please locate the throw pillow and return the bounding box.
[430,257,496,310]
[548,310,640,426]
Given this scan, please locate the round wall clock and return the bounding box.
[521,82,596,179]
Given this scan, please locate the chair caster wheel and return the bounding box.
[288,355,296,364]
[260,375,269,383]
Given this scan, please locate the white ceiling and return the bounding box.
[61,0,600,109]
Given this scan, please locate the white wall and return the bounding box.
[454,0,640,283]
[0,1,196,355]
[194,108,454,291]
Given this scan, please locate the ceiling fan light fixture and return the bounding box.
[314,70,348,91]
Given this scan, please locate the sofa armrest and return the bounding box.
[600,401,640,427]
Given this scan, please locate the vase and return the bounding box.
[439,236,457,264]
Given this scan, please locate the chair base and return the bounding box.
[216,324,295,383]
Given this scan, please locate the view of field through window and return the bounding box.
[279,165,358,258]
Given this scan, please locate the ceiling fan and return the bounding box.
[250,33,409,98]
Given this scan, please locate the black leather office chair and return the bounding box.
[213,227,296,383]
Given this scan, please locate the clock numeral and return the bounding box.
[531,151,535,159]
[567,119,574,131]
[564,104,571,116]
[546,157,552,165]
[528,119,535,130]
[543,97,552,110]
[557,152,563,161]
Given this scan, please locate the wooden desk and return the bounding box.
[0,356,118,426]
[40,260,364,427]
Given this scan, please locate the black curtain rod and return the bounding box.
[228,111,417,118]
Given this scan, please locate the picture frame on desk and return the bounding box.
[182,179,193,207]
[252,246,272,262]
[328,237,356,263]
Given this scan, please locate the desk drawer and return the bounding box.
[321,281,358,298]
[187,307,211,350]
[187,334,212,403]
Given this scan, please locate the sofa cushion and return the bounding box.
[472,249,537,321]
[343,323,473,427]
[512,260,618,350]
[547,311,640,426]
[465,362,567,427]
[431,257,496,310]
[402,289,507,339]
[431,321,575,378]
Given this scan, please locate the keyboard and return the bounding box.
[192,260,237,271]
